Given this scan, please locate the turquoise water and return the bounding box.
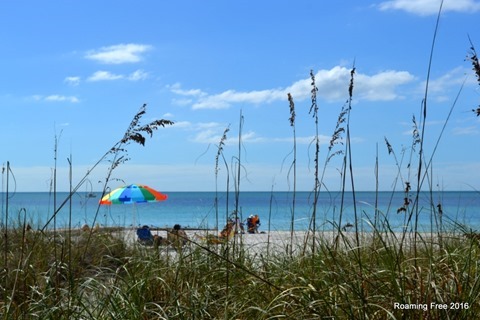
[1,191,479,232]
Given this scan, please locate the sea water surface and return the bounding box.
[1,191,479,232]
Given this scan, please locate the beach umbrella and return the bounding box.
[99,184,168,205]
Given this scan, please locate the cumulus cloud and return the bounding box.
[169,121,232,144]
[355,70,415,100]
[32,95,80,103]
[378,0,480,15]
[64,76,80,86]
[85,43,152,64]
[87,71,123,81]
[127,69,148,81]
[169,84,207,97]
[192,88,286,110]
[169,66,415,110]
[45,95,79,103]
[87,69,148,82]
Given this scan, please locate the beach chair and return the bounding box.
[196,221,235,244]
[220,221,235,239]
[136,226,154,246]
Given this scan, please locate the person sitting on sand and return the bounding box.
[168,224,188,248]
[136,225,165,247]
[246,214,261,234]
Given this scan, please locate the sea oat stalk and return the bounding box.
[287,93,297,255]
[307,70,320,255]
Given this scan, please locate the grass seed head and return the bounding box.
[287,93,296,127]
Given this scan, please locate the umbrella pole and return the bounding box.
[133,203,137,229]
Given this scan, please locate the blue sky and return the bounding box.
[1,0,480,192]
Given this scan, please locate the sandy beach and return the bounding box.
[121,228,311,254]
[105,227,452,256]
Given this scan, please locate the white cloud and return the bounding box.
[32,94,80,103]
[192,88,286,110]
[170,67,415,110]
[170,120,224,130]
[171,120,192,129]
[191,128,226,144]
[356,70,415,100]
[422,67,470,92]
[378,0,480,15]
[85,43,152,64]
[87,70,148,82]
[87,71,123,81]
[64,76,80,86]
[45,95,80,103]
[127,69,148,81]
[415,67,474,102]
[191,128,263,145]
[169,121,236,144]
[168,83,207,97]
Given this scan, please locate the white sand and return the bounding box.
[117,228,312,253]
[113,228,447,256]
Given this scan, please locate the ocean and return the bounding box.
[1,191,479,232]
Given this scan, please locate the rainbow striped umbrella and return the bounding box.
[99,184,168,205]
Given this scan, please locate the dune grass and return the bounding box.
[0,227,479,319]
